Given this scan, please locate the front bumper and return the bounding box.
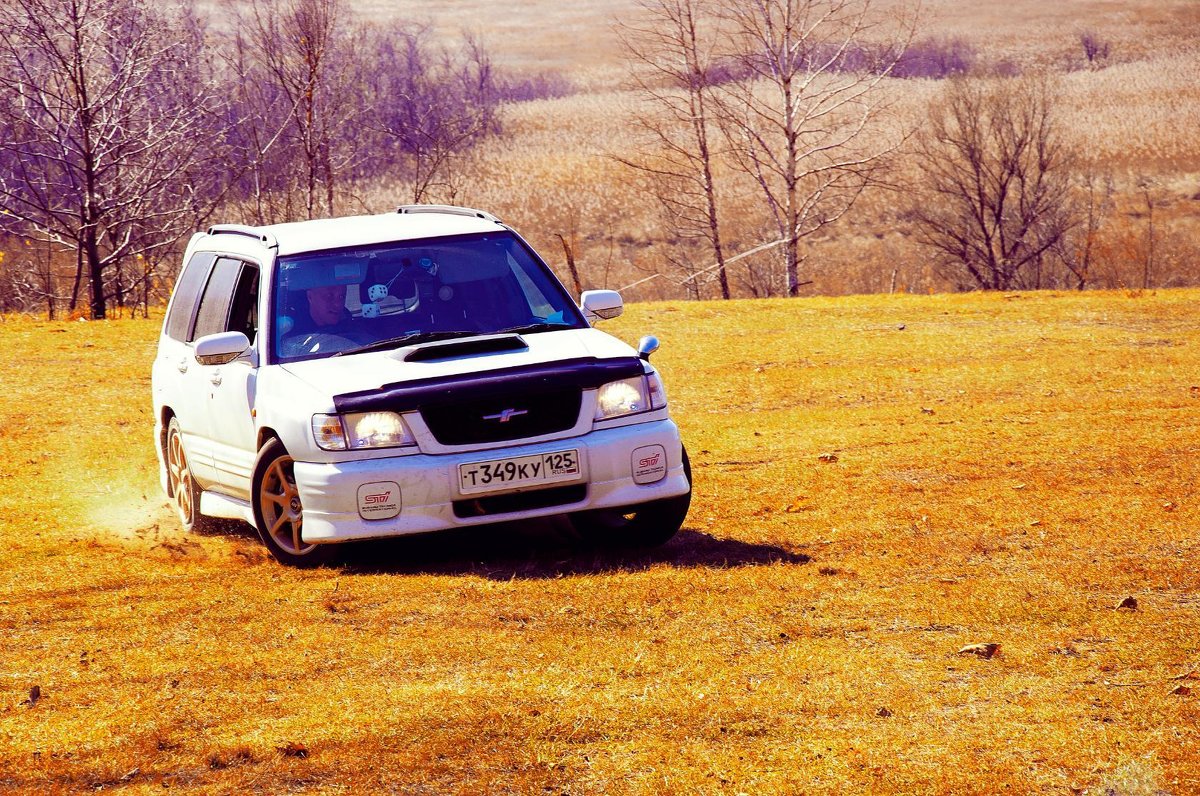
[293,419,689,543]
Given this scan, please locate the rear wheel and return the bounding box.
[251,438,336,567]
[165,418,215,533]
[570,448,692,548]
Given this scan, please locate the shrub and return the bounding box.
[1079,30,1111,66]
[495,71,575,103]
[892,37,977,79]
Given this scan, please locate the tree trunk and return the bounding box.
[556,234,583,295]
[782,34,801,297]
[1143,188,1154,290]
[697,120,729,298]
[85,224,105,319]
[70,246,83,312]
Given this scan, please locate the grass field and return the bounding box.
[2,289,1198,793]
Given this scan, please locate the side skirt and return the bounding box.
[199,491,255,526]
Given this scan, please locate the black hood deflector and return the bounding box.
[333,356,645,414]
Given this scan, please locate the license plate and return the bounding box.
[458,449,581,495]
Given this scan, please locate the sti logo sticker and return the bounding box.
[357,481,400,520]
[632,445,668,485]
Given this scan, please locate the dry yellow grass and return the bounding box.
[2,289,1199,793]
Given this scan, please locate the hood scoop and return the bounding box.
[402,333,527,363]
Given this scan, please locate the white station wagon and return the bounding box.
[152,206,691,565]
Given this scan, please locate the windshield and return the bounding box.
[270,231,587,362]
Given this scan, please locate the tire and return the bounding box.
[165,418,216,533]
[251,437,336,567]
[570,447,692,548]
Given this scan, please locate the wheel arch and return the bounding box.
[159,407,178,497]
[256,426,282,452]
[159,406,177,451]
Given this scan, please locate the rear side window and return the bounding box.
[192,257,254,342]
[165,252,216,341]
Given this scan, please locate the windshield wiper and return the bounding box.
[496,322,570,335]
[331,330,479,357]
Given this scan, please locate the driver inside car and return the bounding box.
[280,283,368,356]
[306,283,349,327]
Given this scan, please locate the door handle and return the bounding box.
[209,371,223,387]
[177,358,189,374]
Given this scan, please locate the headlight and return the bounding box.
[312,412,416,450]
[345,411,415,449]
[595,376,651,420]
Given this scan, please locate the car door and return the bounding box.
[180,258,262,501]
[154,251,220,486]
[204,258,261,500]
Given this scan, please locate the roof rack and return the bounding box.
[206,224,279,249]
[396,204,501,224]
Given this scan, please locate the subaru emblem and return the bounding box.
[483,408,528,423]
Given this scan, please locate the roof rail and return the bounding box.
[206,224,279,249]
[396,204,501,224]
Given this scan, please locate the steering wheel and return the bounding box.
[280,331,360,357]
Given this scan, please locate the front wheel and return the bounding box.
[251,438,336,567]
[569,448,692,548]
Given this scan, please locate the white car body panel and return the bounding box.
[206,360,258,499]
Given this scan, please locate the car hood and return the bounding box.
[278,328,639,399]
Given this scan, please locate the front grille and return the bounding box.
[421,386,582,445]
[453,483,587,518]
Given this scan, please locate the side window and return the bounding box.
[165,252,216,341]
[191,258,244,342]
[227,262,259,344]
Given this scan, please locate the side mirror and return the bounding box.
[637,335,659,361]
[580,289,623,323]
[194,331,251,366]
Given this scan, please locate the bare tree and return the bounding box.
[0,0,227,318]
[1137,177,1161,290]
[912,76,1077,291]
[715,0,917,296]
[1052,168,1113,290]
[364,25,500,204]
[615,0,731,299]
[0,238,60,317]
[227,0,364,221]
